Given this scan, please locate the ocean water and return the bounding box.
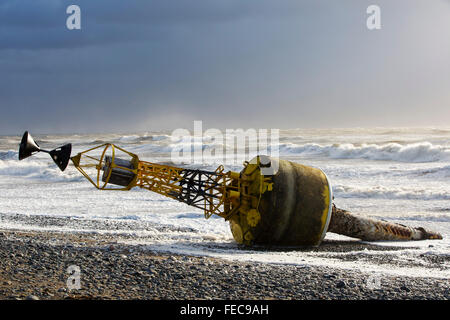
[0,127,449,278]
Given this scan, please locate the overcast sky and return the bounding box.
[1,0,450,135]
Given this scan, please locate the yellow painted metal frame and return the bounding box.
[71,143,139,191]
[70,144,269,221]
[136,161,240,219]
[229,156,274,244]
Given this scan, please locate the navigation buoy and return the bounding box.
[18,132,443,246]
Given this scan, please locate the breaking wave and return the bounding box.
[333,184,450,200]
[275,142,450,163]
[119,134,170,143]
[0,150,18,160]
[0,158,83,182]
[125,140,450,164]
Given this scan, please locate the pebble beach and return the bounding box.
[0,229,448,300]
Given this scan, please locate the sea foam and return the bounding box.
[275,142,450,163]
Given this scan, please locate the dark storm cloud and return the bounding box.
[0,0,450,135]
[0,0,304,50]
[0,0,316,133]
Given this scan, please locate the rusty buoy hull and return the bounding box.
[230,157,333,246]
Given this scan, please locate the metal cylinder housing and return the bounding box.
[102,156,136,187]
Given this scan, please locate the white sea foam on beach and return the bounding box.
[0,127,449,278]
